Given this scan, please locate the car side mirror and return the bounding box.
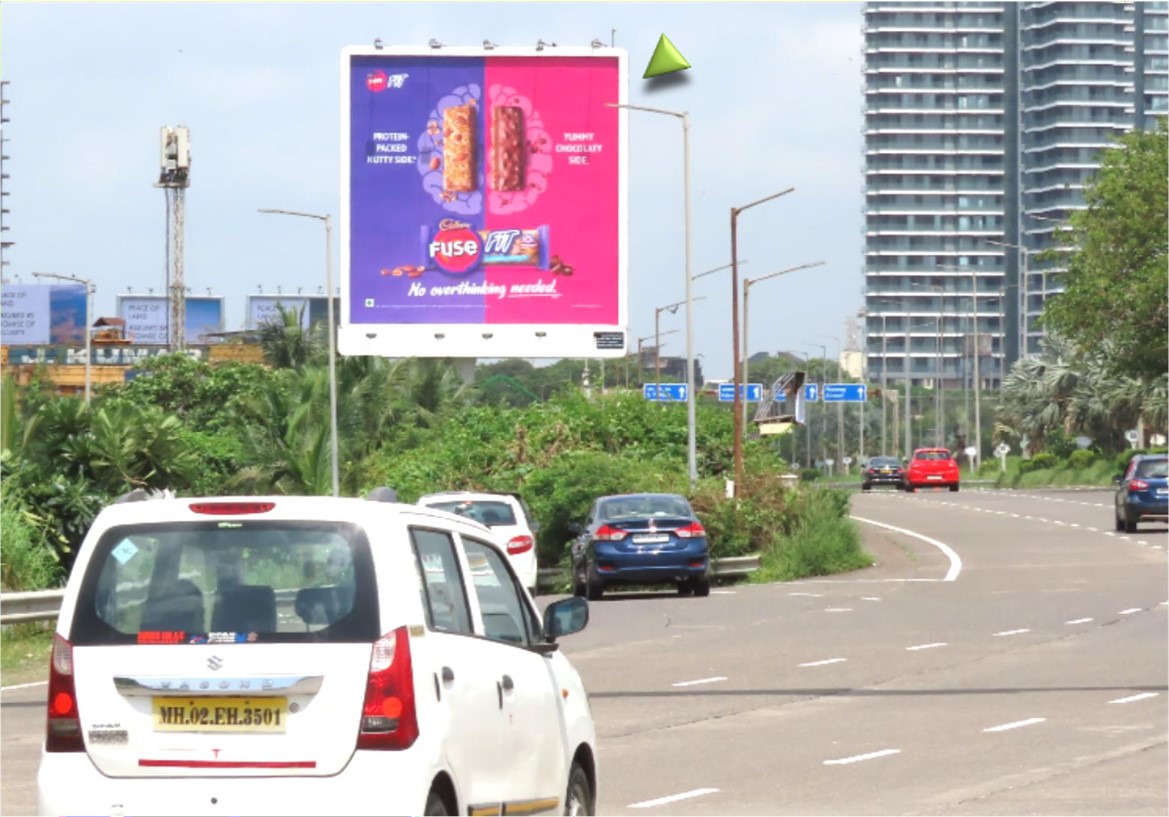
[543,597,588,641]
[566,521,581,535]
[1112,474,1123,484]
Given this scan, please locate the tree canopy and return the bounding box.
[1042,118,1168,379]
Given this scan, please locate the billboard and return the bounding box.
[339,45,628,359]
[1,283,87,345]
[247,294,340,331]
[117,295,225,345]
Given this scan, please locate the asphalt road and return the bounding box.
[3,487,1165,816]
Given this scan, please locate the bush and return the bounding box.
[689,471,802,560]
[0,494,62,591]
[1019,452,1058,474]
[799,468,821,482]
[1067,449,1097,469]
[752,488,871,582]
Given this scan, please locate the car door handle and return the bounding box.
[442,666,455,683]
[501,674,514,692]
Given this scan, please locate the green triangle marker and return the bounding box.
[643,34,690,79]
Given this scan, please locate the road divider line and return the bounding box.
[1109,692,1159,705]
[800,658,847,667]
[1118,608,1141,615]
[825,608,853,612]
[862,596,881,601]
[1065,618,1094,624]
[850,516,962,582]
[0,680,47,692]
[628,788,720,809]
[906,642,947,651]
[984,717,1046,733]
[994,628,1031,636]
[823,748,901,766]
[789,592,823,597]
[671,676,727,688]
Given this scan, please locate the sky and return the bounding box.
[1,0,865,380]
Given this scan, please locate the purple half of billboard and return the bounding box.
[338,45,629,360]
[117,295,225,345]
[247,295,340,331]
[1,283,88,346]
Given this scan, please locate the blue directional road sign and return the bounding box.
[803,383,819,402]
[717,383,762,402]
[643,383,688,402]
[822,383,867,403]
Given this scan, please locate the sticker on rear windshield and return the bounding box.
[138,631,186,645]
[111,540,139,565]
[188,632,258,645]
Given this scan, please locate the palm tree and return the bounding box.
[256,304,325,370]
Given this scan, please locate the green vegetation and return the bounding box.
[1,623,54,686]
[752,488,871,582]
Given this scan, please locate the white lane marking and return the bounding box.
[711,590,737,595]
[825,607,853,612]
[1009,513,1020,518]
[1136,540,1148,546]
[789,592,823,597]
[984,717,1046,733]
[1086,527,1098,532]
[862,596,881,601]
[906,642,947,651]
[1109,692,1159,705]
[1024,516,1034,520]
[1065,617,1094,624]
[994,628,1031,636]
[800,658,847,667]
[1054,521,1066,526]
[671,676,727,688]
[0,680,47,692]
[824,748,901,766]
[1069,523,1080,528]
[1104,532,1116,537]
[629,788,720,809]
[850,516,962,582]
[1118,608,1141,615]
[1037,518,1049,523]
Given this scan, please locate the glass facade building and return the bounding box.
[863,1,1168,391]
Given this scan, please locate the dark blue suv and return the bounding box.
[569,493,711,600]
[1114,454,1169,532]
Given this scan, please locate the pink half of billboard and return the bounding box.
[339,46,629,360]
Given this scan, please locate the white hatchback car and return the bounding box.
[36,490,596,817]
[416,492,540,596]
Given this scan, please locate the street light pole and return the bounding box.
[654,297,701,402]
[803,342,828,472]
[742,262,825,434]
[33,271,93,404]
[258,208,340,498]
[731,187,795,488]
[607,102,699,489]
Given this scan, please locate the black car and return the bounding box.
[569,493,711,600]
[862,456,906,491]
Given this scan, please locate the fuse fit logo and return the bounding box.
[426,220,482,274]
[421,219,551,275]
[366,71,409,92]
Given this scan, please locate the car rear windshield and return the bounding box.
[600,496,693,519]
[69,521,380,646]
[914,451,953,461]
[1136,458,1169,479]
[426,500,517,527]
[869,457,901,467]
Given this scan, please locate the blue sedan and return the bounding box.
[1114,454,1169,532]
[569,493,711,600]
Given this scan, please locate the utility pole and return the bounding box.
[1,81,13,272]
[155,126,191,352]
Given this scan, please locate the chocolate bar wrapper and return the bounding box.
[481,226,550,267]
[491,106,525,192]
[442,105,476,192]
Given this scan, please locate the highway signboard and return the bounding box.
[804,383,819,402]
[643,383,687,402]
[822,383,867,403]
[718,383,762,402]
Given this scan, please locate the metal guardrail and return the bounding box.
[1,555,764,625]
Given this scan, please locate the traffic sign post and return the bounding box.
[718,383,763,402]
[804,383,819,402]
[822,383,867,403]
[994,442,1011,473]
[643,383,688,402]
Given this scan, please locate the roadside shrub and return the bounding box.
[689,471,801,560]
[1066,449,1097,469]
[0,494,62,591]
[752,488,870,582]
[1019,452,1058,474]
[799,468,821,482]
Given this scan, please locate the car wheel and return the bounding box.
[677,581,693,596]
[585,566,604,601]
[571,562,586,597]
[861,483,872,492]
[906,484,916,493]
[1123,509,1138,534]
[564,761,594,816]
[1115,510,1125,532]
[949,484,959,492]
[425,789,450,816]
[692,578,711,598]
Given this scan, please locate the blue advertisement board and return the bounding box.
[117,295,225,345]
[1,283,87,345]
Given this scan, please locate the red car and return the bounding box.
[905,447,960,492]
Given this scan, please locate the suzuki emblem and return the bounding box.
[207,655,224,671]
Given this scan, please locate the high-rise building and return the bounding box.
[863,1,1168,398]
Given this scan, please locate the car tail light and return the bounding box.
[189,502,275,515]
[593,525,627,541]
[1129,479,1149,491]
[357,627,418,751]
[506,535,534,555]
[46,634,83,752]
[674,522,706,538]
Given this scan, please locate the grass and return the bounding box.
[0,502,63,593]
[752,489,873,583]
[1,623,53,687]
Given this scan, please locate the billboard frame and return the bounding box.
[116,294,225,346]
[337,44,629,360]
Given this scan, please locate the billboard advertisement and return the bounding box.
[117,295,225,345]
[1,283,87,345]
[247,294,339,331]
[339,45,628,359]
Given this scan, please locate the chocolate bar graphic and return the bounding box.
[442,105,476,192]
[491,106,525,192]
